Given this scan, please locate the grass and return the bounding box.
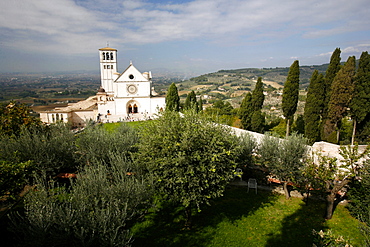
[103,121,150,132]
[131,186,365,247]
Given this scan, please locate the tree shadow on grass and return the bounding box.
[265,198,327,247]
[132,184,279,247]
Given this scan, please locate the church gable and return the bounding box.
[115,63,150,83]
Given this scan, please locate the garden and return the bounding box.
[0,104,369,246]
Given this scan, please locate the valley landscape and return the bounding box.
[0,62,330,120]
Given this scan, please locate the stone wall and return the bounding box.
[229,126,368,162]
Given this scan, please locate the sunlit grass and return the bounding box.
[102,122,123,132]
[325,204,366,245]
[103,120,149,132]
[132,186,365,247]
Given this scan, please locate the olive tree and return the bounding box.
[235,132,257,168]
[9,154,152,247]
[75,123,139,165]
[303,144,369,219]
[135,110,239,227]
[0,101,42,137]
[0,123,77,173]
[258,133,309,199]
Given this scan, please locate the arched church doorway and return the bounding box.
[127,101,139,114]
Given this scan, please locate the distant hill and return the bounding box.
[172,62,332,117]
[174,63,330,99]
[206,63,329,88]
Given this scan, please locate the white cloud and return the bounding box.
[342,44,370,57]
[0,0,116,54]
[118,0,370,43]
[121,0,145,10]
[1,0,367,47]
[317,52,333,57]
[314,44,370,62]
[0,0,369,72]
[260,57,274,62]
[342,46,361,53]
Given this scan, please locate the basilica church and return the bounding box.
[39,47,166,127]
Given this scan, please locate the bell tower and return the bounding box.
[99,47,117,93]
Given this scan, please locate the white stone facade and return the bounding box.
[39,47,166,127]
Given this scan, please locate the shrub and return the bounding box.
[75,123,138,166]
[135,110,239,227]
[0,160,34,200]
[9,155,153,247]
[258,133,309,199]
[234,133,257,168]
[347,161,370,225]
[0,101,42,137]
[0,123,77,174]
[312,229,353,247]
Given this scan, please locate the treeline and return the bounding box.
[215,63,328,86]
[186,48,370,145]
[304,49,370,144]
[54,89,96,96]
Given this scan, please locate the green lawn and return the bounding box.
[104,121,149,131]
[132,186,365,247]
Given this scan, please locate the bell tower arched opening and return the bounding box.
[99,47,117,94]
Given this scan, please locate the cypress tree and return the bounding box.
[198,96,203,112]
[323,48,342,114]
[252,77,264,111]
[184,93,191,109]
[304,70,325,143]
[165,83,180,112]
[184,90,198,111]
[251,110,265,133]
[250,77,265,133]
[357,119,370,144]
[293,114,305,135]
[350,51,370,143]
[316,73,325,119]
[324,56,356,143]
[239,93,253,130]
[321,48,341,138]
[282,60,300,137]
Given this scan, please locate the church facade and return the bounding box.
[39,47,166,127]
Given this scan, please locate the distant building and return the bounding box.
[39,47,165,127]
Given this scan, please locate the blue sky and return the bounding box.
[1,0,370,76]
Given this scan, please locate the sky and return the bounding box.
[1,0,370,76]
